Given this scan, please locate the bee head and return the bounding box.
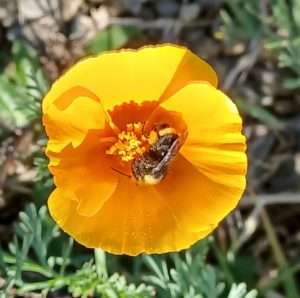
[155,123,177,136]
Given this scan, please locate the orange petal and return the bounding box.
[43,44,217,113]
[159,48,218,100]
[152,82,247,192]
[48,177,216,255]
[157,83,242,142]
[48,130,118,217]
[43,45,217,151]
[109,101,158,131]
[43,91,112,153]
[156,155,245,233]
[181,145,246,189]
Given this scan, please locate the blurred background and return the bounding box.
[0,0,300,297]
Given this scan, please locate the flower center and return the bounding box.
[106,122,156,162]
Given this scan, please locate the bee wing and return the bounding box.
[153,138,180,174]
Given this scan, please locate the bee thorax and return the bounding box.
[131,130,180,185]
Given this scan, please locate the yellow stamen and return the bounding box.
[148,130,158,145]
[106,122,148,162]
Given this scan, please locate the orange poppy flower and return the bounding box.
[43,44,247,256]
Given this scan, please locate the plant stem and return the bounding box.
[260,264,300,294]
[17,275,70,294]
[260,207,299,298]
[3,253,53,278]
[94,249,108,279]
[211,238,235,284]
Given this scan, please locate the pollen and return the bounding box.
[106,122,149,162]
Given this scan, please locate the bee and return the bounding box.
[131,124,181,185]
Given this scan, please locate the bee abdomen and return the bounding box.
[131,133,180,185]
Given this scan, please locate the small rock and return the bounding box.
[180,3,201,22]
[156,0,180,18]
[63,0,84,21]
[295,153,300,174]
[274,99,298,116]
[70,6,109,42]
[0,0,17,26]
[267,155,300,192]
[121,0,144,15]
[18,0,83,22]
[18,0,61,21]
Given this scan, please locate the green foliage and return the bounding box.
[235,99,284,130]
[143,243,257,298]
[228,284,257,298]
[0,40,48,129]
[34,153,53,188]
[67,259,154,298]
[221,0,300,90]
[265,0,300,89]
[86,25,142,54]
[0,75,29,128]
[220,0,264,43]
